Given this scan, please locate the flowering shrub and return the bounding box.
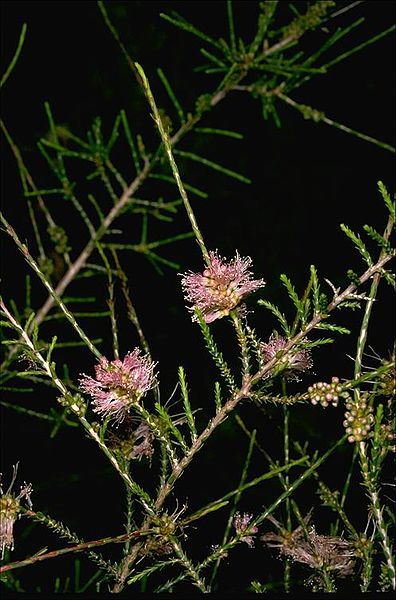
[0,1,395,595]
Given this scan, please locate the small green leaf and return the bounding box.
[363,225,391,254]
[160,11,222,50]
[174,149,251,183]
[195,127,243,139]
[178,366,197,442]
[315,323,350,334]
[377,181,395,220]
[280,274,302,312]
[258,299,290,336]
[340,224,373,266]
[195,309,236,392]
[157,68,185,124]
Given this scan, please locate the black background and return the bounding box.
[1,1,395,594]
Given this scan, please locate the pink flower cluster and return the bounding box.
[181,251,265,323]
[80,349,157,423]
[261,334,312,379]
[262,515,355,579]
[0,464,32,558]
[233,512,258,547]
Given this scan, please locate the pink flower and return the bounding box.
[261,515,355,580]
[261,334,312,380]
[0,464,32,558]
[107,416,155,461]
[233,512,258,547]
[181,251,265,323]
[80,349,157,423]
[130,422,155,460]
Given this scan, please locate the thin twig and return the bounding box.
[0,529,143,574]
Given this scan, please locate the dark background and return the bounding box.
[1,1,395,594]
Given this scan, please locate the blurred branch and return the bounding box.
[0,23,27,89]
[0,528,144,574]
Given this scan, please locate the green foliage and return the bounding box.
[258,299,290,336]
[315,322,350,335]
[282,1,336,39]
[155,401,188,454]
[363,224,392,254]
[0,23,27,89]
[378,181,396,221]
[157,68,186,125]
[178,366,197,443]
[162,0,394,152]
[173,149,251,183]
[214,381,222,413]
[340,224,373,266]
[195,309,237,392]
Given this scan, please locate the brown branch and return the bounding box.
[0,528,143,574]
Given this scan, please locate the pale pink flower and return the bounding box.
[233,512,258,547]
[262,515,355,580]
[107,416,155,461]
[130,422,155,460]
[261,334,312,380]
[79,349,157,423]
[0,464,32,558]
[181,251,265,323]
